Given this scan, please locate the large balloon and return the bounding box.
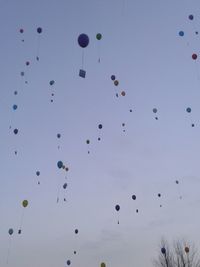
[185,247,189,253]
[78,34,89,48]
[22,200,28,208]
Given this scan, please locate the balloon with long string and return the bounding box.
[86,139,91,154]
[36,171,40,185]
[18,200,29,234]
[57,133,61,149]
[157,193,162,208]
[49,80,55,103]
[186,107,195,127]
[175,179,182,200]
[96,33,102,63]
[19,28,24,42]
[12,128,19,155]
[152,108,158,120]
[7,228,14,265]
[113,79,119,98]
[97,124,103,141]
[110,75,119,97]
[36,27,42,61]
[56,161,64,203]
[115,204,120,224]
[78,33,89,78]
[122,122,126,132]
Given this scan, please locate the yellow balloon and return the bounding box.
[22,200,28,208]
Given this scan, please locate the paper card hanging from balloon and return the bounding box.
[79,69,86,78]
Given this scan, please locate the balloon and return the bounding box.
[26,61,30,66]
[158,193,161,197]
[75,229,78,234]
[63,183,67,189]
[152,108,157,113]
[186,107,191,113]
[114,80,119,86]
[129,109,132,112]
[37,27,42,34]
[22,200,28,208]
[49,80,55,86]
[189,14,194,20]
[185,247,189,253]
[132,195,136,200]
[136,209,139,213]
[111,75,115,81]
[13,128,18,135]
[74,251,76,254]
[20,71,25,76]
[101,263,106,267]
[86,139,90,144]
[179,31,184,37]
[175,180,179,184]
[98,124,103,129]
[96,33,102,40]
[36,171,40,176]
[57,161,63,169]
[78,34,89,48]
[19,29,24,33]
[122,123,125,127]
[115,204,120,211]
[57,133,61,138]
[121,91,126,96]
[8,228,14,235]
[66,260,71,265]
[192,53,197,60]
[13,104,18,110]
[161,247,166,254]
[14,91,18,95]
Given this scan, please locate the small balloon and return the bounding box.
[115,204,120,211]
[22,200,28,208]
[189,14,194,20]
[57,161,63,169]
[66,260,71,265]
[121,91,126,96]
[36,171,40,176]
[179,31,184,37]
[161,247,166,254]
[49,80,55,86]
[63,183,67,189]
[19,29,24,33]
[114,80,119,86]
[57,133,61,138]
[13,128,18,135]
[132,195,136,200]
[192,53,197,60]
[111,75,116,81]
[75,229,78,234]
[8,228,14,235]
[86,139,90,144]
[13,104,18,110]
[185,247,189,253]
[186,107,191,113]
[96,33,102,40]
[37,27,42,34]
[98,124,103,129]
[153,108,157,113]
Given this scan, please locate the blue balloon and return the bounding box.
[36,171,40,176]
[57,161,63,169]
[66,260,71,265]
[179,31,184,37]
[189,14,194,20]
[13,128,18,135]
[186,107,191,113]
[78,34,89,48]
[37,27,42,34]
[8,228,14,235]
[13,104,18,110]
[161,247,166,254]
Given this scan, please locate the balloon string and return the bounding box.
[19,208,25,231]
[56,177,61,203]
[36,35,41,60]
[6,237,12,265]
[81,50,84,69]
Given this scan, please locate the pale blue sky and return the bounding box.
[1,0,200,266]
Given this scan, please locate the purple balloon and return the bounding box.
[78,34,89,48]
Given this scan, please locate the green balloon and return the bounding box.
[96,33,102,40]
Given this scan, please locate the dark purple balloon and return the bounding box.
[78,34,89,48]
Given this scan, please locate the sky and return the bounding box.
[1,0,200,266]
